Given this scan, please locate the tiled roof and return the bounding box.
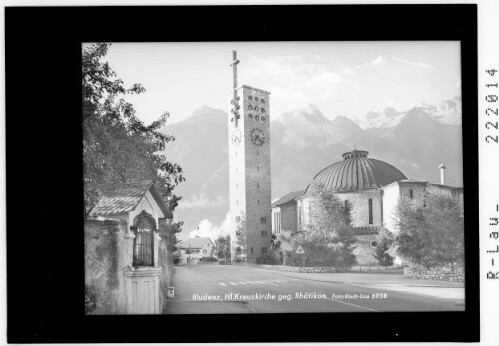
[272,189,306,208]
[353,226,380,235]
[178,237,213,249]
[89,180,173,219]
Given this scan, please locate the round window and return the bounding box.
[255,115,260,121]
[261,116,265,122]
[255,106,259,111]
[248,105,253,110]
[371,241,377,247]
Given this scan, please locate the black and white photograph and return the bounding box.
[6,3,490,343]
[83,41,466,315]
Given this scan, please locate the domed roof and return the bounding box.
[306,150,407,193]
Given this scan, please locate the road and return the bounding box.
[166,264,465,314]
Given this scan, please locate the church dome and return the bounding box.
[306,150,407,193]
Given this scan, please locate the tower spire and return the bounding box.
[230,50,240,127]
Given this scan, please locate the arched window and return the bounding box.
[248,96,253,101]
[248,114,253,119]
[261,107,265,113]
[255,97,259,102]
[260,99,265,103]
[255,106,259,111]
[132,211,156,266]
[368,199,373,224]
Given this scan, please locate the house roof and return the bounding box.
[272,190,306,208]
[88,180,173,219]
[178,237,213,249]
[353,226,380,235]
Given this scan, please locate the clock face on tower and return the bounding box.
[250,128,265,146]
[231,128,242,146]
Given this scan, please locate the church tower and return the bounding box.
[228,51,272,263]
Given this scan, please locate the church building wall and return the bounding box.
[382,183,400,233]
[382,182,427,234]
[335,190,382,227]
[297,190,382,229]
[279,201,298,233]
[353,234,379,266]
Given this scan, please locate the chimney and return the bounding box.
[438,164,447,185]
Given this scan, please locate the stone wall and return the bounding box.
[85,219,129,315]
[243,263,338,273]
[85,218,173,314]
[241,263,401,273]
[300,190,382,229]
[404,265,464,282]
[353,234,379,266]
[340,190,382,227]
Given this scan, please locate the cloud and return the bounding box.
[370,56,388,66]
[179,193,226,209]
[392,57,434,70]
[190,212,230,240]
[369,56,434,70]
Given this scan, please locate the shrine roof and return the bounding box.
[88,180,173,219]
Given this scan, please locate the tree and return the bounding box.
[279,182,357,268]
[83,43,185,215]
[373,228,395,267]
[214,234,231,262]
[394,187,464,269]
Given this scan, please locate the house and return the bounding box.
[176,237,215,264]
[85,180,174,314]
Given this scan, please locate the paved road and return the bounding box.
[167,264,465,314]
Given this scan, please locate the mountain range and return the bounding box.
[161,97,463,238]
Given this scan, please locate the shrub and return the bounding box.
[373,229,395,267]
[200,256,218,262]
[394,188,464,269]
[256,252,280,265]
[173,257,181,264]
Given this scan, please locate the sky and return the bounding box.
[86,41,462,241]
[96,41,461,126]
